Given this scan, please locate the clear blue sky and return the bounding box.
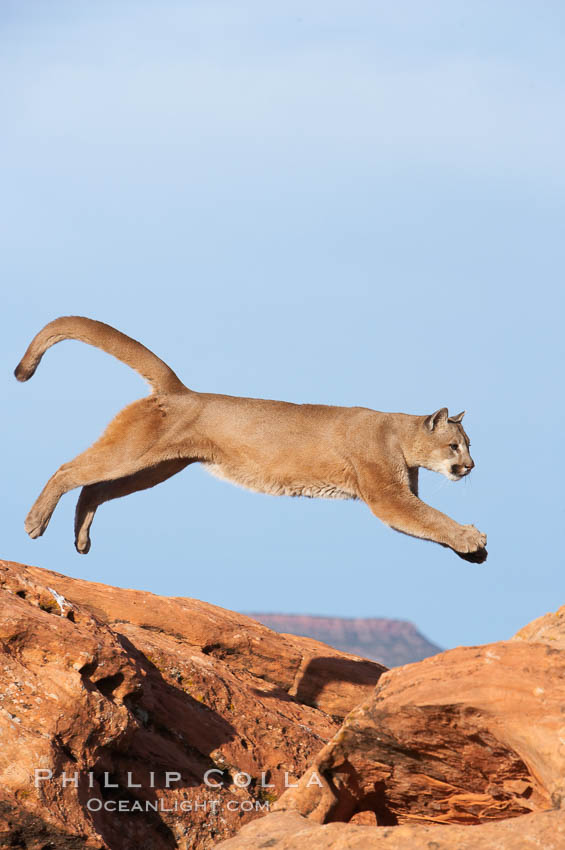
[1,1,564,650]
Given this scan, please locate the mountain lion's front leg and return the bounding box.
[359,473,487,562]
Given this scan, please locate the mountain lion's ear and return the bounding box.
[448,410,466,424]
[424,408,449,431]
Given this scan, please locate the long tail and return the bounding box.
[14,316,187,394]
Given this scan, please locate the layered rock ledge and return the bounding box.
[0,559,384,849]
[216,605,565,849]
[1,559,563,850]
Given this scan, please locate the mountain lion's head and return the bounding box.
[420,408,474,481]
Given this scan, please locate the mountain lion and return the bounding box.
[15,317,487,562]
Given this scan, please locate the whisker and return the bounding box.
[427,476,452,497]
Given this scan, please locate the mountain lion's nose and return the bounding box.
[464,460,475,471]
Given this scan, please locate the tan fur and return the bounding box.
[15,317,487,562]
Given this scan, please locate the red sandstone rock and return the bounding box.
[215,609,565,850]
[513,603,565,649]
[19,562,384,720]
[213,808,565,849]
[218,609,565,850]
[273,638,565,826]
[3,557,564,850]
[215,604,565,849]
[0,560,384,850]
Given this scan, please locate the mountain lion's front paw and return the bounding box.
[455,524,487,563]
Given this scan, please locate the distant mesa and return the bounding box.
[245,612,442,668]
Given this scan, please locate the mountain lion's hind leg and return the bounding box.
[24,397,167,540]
[74,459,192,553]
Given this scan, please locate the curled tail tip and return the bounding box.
[14,361,34,382]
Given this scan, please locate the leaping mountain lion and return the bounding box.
[15,317,487,562]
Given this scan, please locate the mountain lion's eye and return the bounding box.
[450,443,458,451]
